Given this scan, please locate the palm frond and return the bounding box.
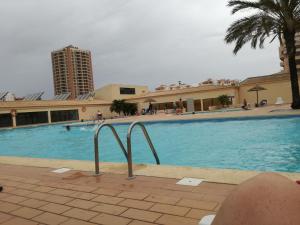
[229,0,281,14]
[225,13,279,53]
[228,0,262,14]
[291,0,300,21]
[229,0,285,24]
[269,33,278,43]
[225,0,300,53]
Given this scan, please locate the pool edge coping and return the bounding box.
[1,156,300,185]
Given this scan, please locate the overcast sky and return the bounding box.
[0,0,281,98]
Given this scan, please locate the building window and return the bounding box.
[0,114,13,128]
[16,111,48,126]
[120,87,136,95]
[50,110,79,122]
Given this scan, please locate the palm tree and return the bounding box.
[225,0,300,109]
[110,99,125,115]
[110,99,138,116]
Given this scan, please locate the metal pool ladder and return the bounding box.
[94,123,128,175]
[94,121,160,179]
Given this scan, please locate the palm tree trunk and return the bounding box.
[284,31,300,109]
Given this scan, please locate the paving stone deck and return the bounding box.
[0,163,236,225]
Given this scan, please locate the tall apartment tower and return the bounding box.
[51,45,94,99]
[279,32,300,72]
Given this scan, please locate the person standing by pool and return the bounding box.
[173,102,177,113]
[97,110,103,120]
[148,102,153,114]
[175,98,184,114]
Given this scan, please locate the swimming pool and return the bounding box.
[1,115,300,173]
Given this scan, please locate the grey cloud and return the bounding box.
[0,0,281,98]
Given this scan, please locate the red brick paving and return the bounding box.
[0,163,236,224]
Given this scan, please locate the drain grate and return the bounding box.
[176,177,204,186]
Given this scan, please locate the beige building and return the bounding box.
[126,73,299,112]
[94,84,149,102]
[127,85,239,112]
[51,45,94,99]
[0,100,112,128]
[239,72,296,105]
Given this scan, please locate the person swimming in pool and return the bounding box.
[65,125,70,131]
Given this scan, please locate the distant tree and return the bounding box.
[217,95,231,107]
[110,100,137,116]
[123,103,138,116]
[225,0,300,109]
[110,99,125,115]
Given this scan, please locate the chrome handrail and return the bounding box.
[94,123,128,175]
[127,121,160,178]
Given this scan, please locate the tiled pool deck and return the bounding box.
[0,163,236,225]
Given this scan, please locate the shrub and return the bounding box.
[217,95,231,107]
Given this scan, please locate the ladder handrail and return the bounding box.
[94,123,128,175]
[127,121,160,178]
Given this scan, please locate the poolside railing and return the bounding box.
[94,121,160,179]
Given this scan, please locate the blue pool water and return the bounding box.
[1,116,300,172]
